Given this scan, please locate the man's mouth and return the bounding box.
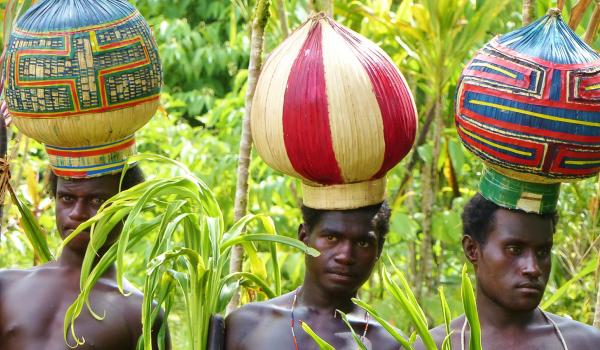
[516,282,544,293]
[326,270,356,283]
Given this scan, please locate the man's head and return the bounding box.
[50,166,144,254]
[462,193,557,312]
[299,201,391,296]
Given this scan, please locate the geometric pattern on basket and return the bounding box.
[6,11,161,118]
[456,39,600,181]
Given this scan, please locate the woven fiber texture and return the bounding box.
[251,13,417,209]
[4,0,162,177]
[5,0,161,146]
[456,10,600,184]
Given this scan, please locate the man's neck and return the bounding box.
[57,247,116,279]
[298,280,356,314]
[476,288,539,330]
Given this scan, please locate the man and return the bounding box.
[225,201,399,350]
[420,194,600,350]
[0,167,170,349]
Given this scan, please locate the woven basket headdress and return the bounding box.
[456,9,600,213]
[5,0,162,178]
[252,14,417,210]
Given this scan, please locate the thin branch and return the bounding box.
[522,0,534,26]
[569,0,594,30]
[227,0,271,314]
[584,2,600,44]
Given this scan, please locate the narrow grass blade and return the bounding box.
[335,309,367,350]
[461,264,482,350]
[438,286,453,350]
[352,298,414,350]
[301,321,336,350]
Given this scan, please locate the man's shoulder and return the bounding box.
[0,263,59,291]
[226,293,293,324]
[546,312,600,347]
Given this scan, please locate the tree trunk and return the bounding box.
[522,0,534,26]
[226,0,271,314]
[415,97,443,298]
[275,0,289,38]
[584,2,600,44]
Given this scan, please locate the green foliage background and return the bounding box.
[1,0,600,348]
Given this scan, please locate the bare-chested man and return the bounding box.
[418,194,600,350]
[0,167,170,350]
[225,201,400,350]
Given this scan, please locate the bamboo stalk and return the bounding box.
[569,0,594,29]
[522,0,534,26]
[227,0,271,314]
[557,0,566,11]
[584,2,600,44]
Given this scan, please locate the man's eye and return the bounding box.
[506,246,522,255]
[326,235,337,242]
[537,248,551,258]
[60,195,74,202]
[357,240,370,248]
[90,198,106,206]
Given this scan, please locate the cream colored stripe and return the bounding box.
[320,22,385,182]
[251,22,313,180]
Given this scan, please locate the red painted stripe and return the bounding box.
[328,19,417,179]
[464,84,600,111]
[52,169,89,177]
[474,55,535,75]
[459,93,600,144]
[99,37,140,50]
[46,138,135,157]
[490,40,600,70]
[457,119,545,167]
[282,20,342,184]
[463,69,530,89]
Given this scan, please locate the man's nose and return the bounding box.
[69,199,91,222]
[522,251,542,278]
[333,240,355,265]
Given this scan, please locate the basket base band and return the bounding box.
[46,135,136,178]
[301,178,386,210]
[479,167,560,214]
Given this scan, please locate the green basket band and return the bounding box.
[479,167,560,214]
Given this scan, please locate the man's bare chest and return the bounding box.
[0,281,135,350]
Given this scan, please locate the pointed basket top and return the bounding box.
[496,7,600,64]
[16,0,136,32]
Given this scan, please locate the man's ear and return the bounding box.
[462,235,479,265]
[298,224,309,244]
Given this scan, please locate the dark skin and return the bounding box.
[0,174,170,350]
[417,209,600,350]
[225,209,399,350]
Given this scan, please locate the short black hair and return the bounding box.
[462,193,558,244]
[48,165,145,197]
[301,201,391,252]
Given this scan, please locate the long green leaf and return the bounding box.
[301,321,336,350]
[461,264,482,350]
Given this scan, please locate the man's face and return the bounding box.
[55,175,122,254]
[300,209,380,296]
[472,209,553,312]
